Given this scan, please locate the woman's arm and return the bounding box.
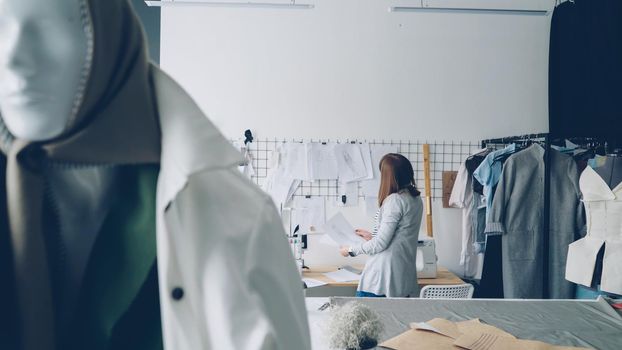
[350,195,403,256]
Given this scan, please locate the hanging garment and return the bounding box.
[473,144,516,222]
[449,150,486,278]
[465,151,490,196]
[464,150,490,250]
[566,166,622,295]
[486,145,584,299]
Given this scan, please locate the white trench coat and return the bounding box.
[152,67,311,349]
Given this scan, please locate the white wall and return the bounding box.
[160,0,553,277]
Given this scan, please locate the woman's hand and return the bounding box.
[339,246,350,257]
[355,229,373,241]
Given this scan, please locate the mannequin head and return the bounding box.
[0,0,89,141]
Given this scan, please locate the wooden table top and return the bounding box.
[302,265,464,288]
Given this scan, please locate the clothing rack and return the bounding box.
[480,133,619,299]
[480,133,549,148]
[481,132,552,298]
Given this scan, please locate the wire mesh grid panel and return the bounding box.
[240,139,481,200]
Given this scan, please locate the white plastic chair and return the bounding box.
[419,283,474,299]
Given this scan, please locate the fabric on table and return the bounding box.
[485,145,584,299]
[328,297,622,350]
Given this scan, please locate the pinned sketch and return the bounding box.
[323,213,365,247]
[281,143,308,180]
[307,142,339,180]
[292,196,326,234]
[334,144,368,183]
[360,144,399,196]
[263,167,299,208]
[360,143,374,180]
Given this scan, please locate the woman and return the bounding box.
[340,153,423,298]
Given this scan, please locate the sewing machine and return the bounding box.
[417,239,437,278]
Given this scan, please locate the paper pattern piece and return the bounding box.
[307,142,339,180]
[323,269,361,282]
[413,318,462,339]
[380,318,588,350]
[453,332,589,350]
[334,143,368,183]
[292,196,326,234]
[302,278,327,288]
[323,213,365,247]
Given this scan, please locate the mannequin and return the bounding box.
[587,150,622,296]
[0,0,310,349]
[0,0,88,141]
[568,146,622,299]
[0,0,125,348]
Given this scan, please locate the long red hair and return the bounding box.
[378,153,420,207]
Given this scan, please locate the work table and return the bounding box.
[302,265,464,288]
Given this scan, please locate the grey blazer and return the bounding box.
[351,190,423,297]
[486,145,584,299]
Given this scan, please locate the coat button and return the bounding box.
[171,287,184,301]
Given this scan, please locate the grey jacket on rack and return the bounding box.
[485,145,585,299]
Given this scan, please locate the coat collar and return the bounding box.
[150,66,243,210]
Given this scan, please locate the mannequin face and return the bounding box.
[0,0,88,141]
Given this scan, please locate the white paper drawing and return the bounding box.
[307,142,339,180]
[360,144,399,196]
[302,278,327,288]
[281,143,308,180]
[323,269,361,282]
[334,144,367,183]
[319,233,339,247]
[360,143,374,180]
[323,213,365,247]
[292,196,326,234]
